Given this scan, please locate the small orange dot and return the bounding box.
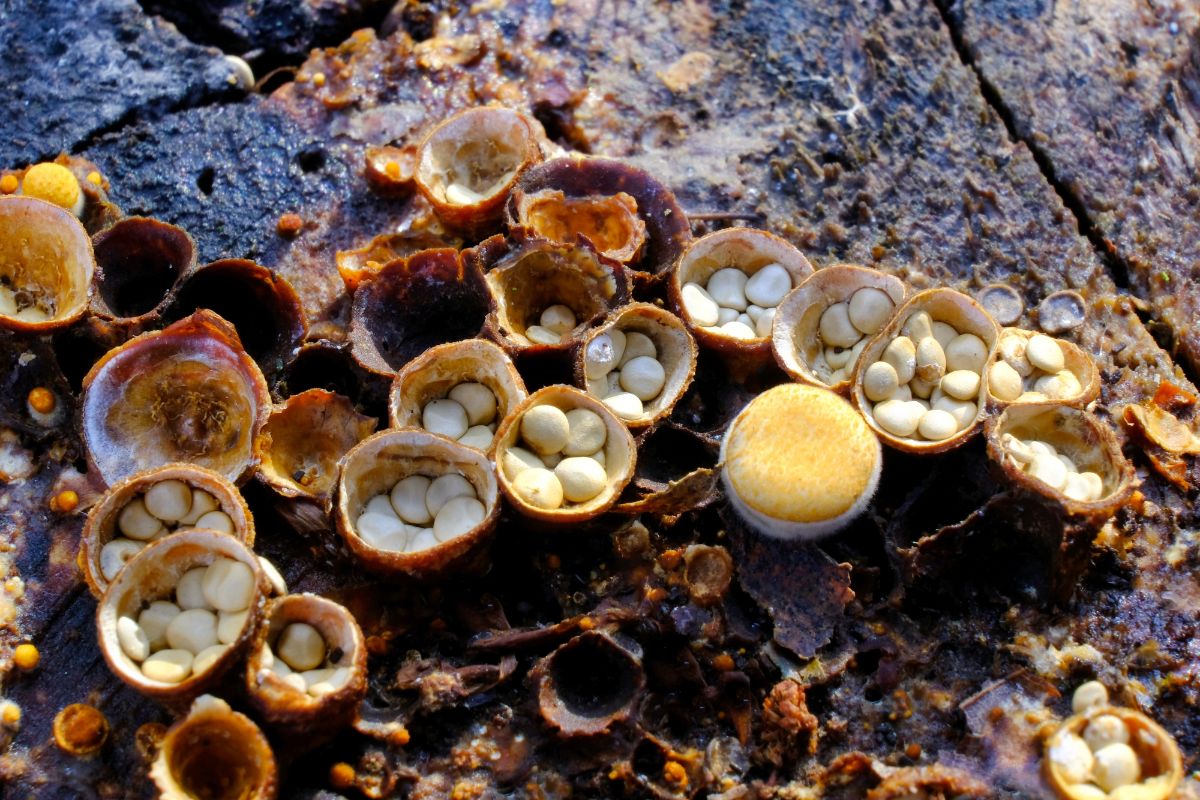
[313,72,327,87]
[711,653,735,672]
[659,549,683,570]
[52,490,79,514]
[329,762,356,789]
[905,742,922,759]
[389,725,411,746]
[644,587,667,603]
[14,643,39,670]
[86,171,102,186]
[27,387,56,414]
[663,760,688,787]
[0,175,17,194]
[384,161,401,179]
[277,213,303,237]
[577,616,595,631]
[1,703,19,726]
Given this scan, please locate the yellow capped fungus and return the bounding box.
[21,162,84,216]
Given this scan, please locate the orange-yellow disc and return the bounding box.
[22,163,82,213]
[721,383,880,535]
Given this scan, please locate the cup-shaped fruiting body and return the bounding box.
[531,630,645,737]
[1045,706,1182,800]
[245,594,367,734]
[255,389,377,503]
[150,694,277,800]
[80,464,256,599]
[478,236,631,352]
[389,339,527,452]
[336,229,461,293]
[977,283,1025,327]
[986,403,1135,516]
[493,386,637,523]
[772,264,907,393]
[683,544,734,606]
[81,310,270,486]
[348,248,492,376]
[335,429,501,576]
[90,217,195,324]
[720,384,881,540]
[985,328,1100,409]
[415,106,544,230]
[96,530,267,704]
[364,144,418,197]
[851,288,1000,454]
[168,259,307,372]
[0,196,94,331]
[669,227,814,374]
[576,303,697,429]
[505,156,692,284]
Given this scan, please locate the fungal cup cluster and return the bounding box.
[0,106,1177,798]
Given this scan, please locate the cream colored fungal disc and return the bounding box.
[721,384,881,539]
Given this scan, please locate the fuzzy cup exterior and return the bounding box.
[720,384,882,539]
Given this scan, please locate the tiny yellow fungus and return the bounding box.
[14,643,39,670]
[27,387,56,414]
[277,213,303,237]
[663,760,688,787]
[329,762,356,789]
[86,171,102,186]
[0,174,18,194]
[2,703,20,725]
[313,72,327,87]
[22,162,83,216]
[52,490,80,514]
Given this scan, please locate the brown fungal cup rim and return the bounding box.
[493,385,638,523]
[79,463,256,599]
[575,302,698,430]
[850,288,1000,454]
[1044,706,1182,800]
[348,248,494,376]
[96,529,268,703]
[479,235,632,355]
[985,327,1101,410]
[772,263,908,394]
[244,593,368,728]
[531,630,646,737]
[505,155,693,282]
[254,389,378,504]
[984,402,1136,514]
[334,429,501,576]
[80,309,271,487]
[388,338,528,450]
[668,226,814,365]
[89,216,196,324]
[414,106,544,230]
[150,694,278,800]
[0,195,95,332]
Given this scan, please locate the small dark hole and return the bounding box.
[546,29,567,47]
[864,685,883,703]
[631,738,667,777]
[297,147,326,173]
[197,167,215,195]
